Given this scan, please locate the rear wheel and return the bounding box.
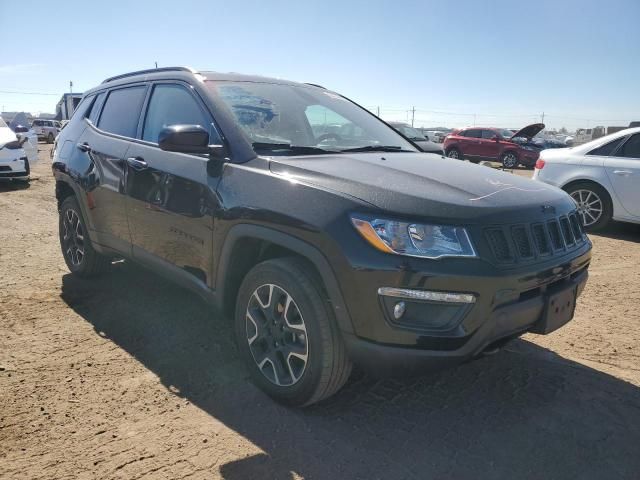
[564,182,612,231]
[59,196,111,276]
[501,151,518,168]
[446,148,461,160]
[235,258,352,406]
[47,132,54,144]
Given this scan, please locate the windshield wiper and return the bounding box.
[252,142,339,154]
[339,145,413,153]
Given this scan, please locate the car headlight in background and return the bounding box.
[351,216,477,259]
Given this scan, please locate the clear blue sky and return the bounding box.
[1,0,638,130]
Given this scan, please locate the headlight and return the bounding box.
[351,216,477,259]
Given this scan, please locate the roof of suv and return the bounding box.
[91,66,321,95]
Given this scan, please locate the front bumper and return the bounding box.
[343,266,588,375]
[0,159,29,179]
[335,230,591,374]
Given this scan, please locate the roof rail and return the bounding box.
[102,66,198,84]
[304,83,326,89]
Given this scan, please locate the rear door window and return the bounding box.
[481,130,497,139]
[587,136,626,156]
[463,129,482,138]
[98,86,147,138]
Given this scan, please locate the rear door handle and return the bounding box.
[613,170,633,176]
[76,142,91,153]
[126,156,148,171]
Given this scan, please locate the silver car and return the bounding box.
[31,119,61,143]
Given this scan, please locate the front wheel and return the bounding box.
[446,148,462,160]
[235,258,352,406]
[501,151,518,169]
[59,196,111,276]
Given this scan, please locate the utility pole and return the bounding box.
[541,112,545,124]
[155,61,158,69]
[376,106,380,117]
[411,106,416,127]
[69,81,73,94]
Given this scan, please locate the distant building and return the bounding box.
[35,113,57,120]
[56,93,83,121]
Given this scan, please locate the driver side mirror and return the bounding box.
[158,125,227,159]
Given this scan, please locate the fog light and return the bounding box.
[393,301,406,319]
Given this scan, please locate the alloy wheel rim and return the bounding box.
[571,189,603,227]
[62,208,85,266]
[448,150,458,159]
[246,284,308,386]
[503,153,516,168]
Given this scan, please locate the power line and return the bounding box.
[0,89,59,96]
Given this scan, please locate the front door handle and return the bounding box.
[613,170,633,176]
[76,142,91,153]
[126,157,148,171]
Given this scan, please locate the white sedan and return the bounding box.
[0,118,32,181]
[533,127,640,230]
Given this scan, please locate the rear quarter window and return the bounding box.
[98,86,147,138]
[68,95,95,123]
[587,136,626,156]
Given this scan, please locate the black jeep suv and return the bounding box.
[53,67,591,406]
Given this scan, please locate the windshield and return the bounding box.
[208,81,417,155]
[500,129,514,138]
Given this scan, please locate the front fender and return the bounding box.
[215,223,354,334]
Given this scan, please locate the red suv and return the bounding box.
[444,123,545,168]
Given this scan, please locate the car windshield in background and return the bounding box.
[398,125,426,141]
[501,129,514,138]
[208,81,417,155]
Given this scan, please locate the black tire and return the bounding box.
[235,257,352,406]
[564,181,612,231]
[47,133,54,144]
[59,196,111,276]
[501,151,518,169]
[446,148,462,160]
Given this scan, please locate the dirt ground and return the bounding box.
[1,145,639,479]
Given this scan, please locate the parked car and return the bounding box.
[0,117,31,181]
[554,134,574,146]
[53,67,591,406]
[8,113,38,163]
[533,127,640,230]
[424,130,447,143]
[31,119,61,143]
[388,122,443,154]
[444,124,545,168]
[532,137,567,150]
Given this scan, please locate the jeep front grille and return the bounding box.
[484,212,586,264]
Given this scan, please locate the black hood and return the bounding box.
[510,123,545,140]
[268,152,574,224]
